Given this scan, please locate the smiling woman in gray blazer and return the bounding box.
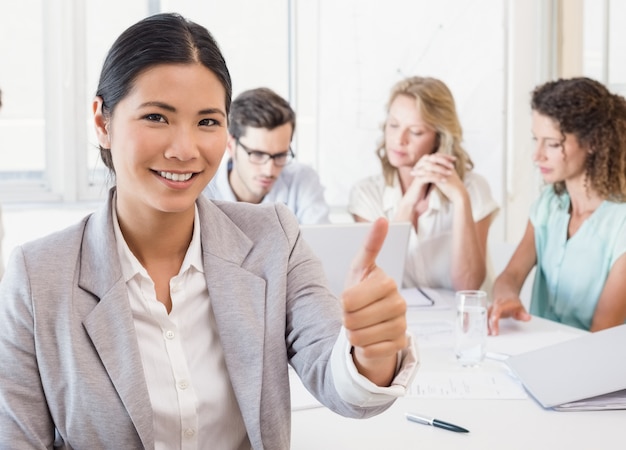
[0,13,417,449]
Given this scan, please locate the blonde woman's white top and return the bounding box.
[349,171,499,291]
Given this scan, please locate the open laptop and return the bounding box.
[299,222,411,297]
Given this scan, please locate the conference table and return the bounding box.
[290,290,626,449]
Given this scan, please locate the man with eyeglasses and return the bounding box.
[204,87,330,224]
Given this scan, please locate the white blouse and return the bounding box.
[349,171,499,291]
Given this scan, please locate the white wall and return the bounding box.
[0,0,568,268]
[298,0,506,212]
[292,0,552,243]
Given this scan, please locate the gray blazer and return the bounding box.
[0,190,391,449]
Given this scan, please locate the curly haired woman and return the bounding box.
[489,77,626,334]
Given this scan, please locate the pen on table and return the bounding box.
[416,286,435,306]
[405,412,469,433]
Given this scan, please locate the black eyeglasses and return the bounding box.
[236,139,294,166]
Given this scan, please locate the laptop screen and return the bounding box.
[299,222,411,297]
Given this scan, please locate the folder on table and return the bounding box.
[505,323,626,411]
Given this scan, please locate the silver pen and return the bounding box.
[405,412,469,433]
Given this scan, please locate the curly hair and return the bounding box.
[531,77,626,201]
[377,76,473,186]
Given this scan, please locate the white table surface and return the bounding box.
[290,291,626,449]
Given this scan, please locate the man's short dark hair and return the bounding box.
[228,87,296,140]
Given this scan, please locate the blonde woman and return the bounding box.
[349,76,498,291]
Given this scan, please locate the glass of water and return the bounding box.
[454,290,488,367]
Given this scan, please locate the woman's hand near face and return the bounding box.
[411,153,465,203]
[394,154,449,221]
[395,153,467,223]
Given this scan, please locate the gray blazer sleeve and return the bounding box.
[0,246,56,448]
[273,204,392,417]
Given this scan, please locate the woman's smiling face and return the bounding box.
[94,62,228,217]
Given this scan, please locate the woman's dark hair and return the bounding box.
[96,13,232,171]
[531,77,626,200]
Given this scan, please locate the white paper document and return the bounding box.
[407,320,455,348]
[408,371,528,399]
[487,330,581,356]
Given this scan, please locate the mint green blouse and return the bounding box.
[529,187,626,330]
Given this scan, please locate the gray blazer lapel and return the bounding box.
[78,191,154,449]
[198,197,266,446]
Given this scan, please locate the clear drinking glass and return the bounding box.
[454,290,488,367]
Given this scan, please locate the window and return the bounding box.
[0,1,148,202]
[0,0,289,204]
[0,0,47,199]
[582,0,626,96]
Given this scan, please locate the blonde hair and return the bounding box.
[377,76,473,186]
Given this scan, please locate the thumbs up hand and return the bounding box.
[341,218,408,387]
